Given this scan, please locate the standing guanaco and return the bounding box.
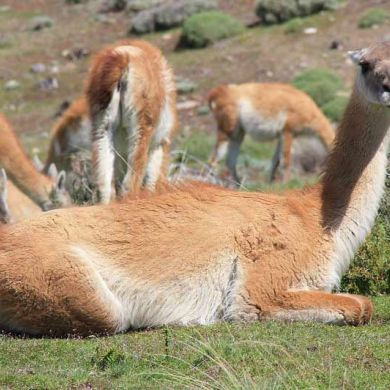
[86,40,178,203]
[0,42,388,335]
[0,114,70,210]
[208,83,335,183]
[44,96,91,174]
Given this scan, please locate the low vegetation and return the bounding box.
[321,95,349,122]
[357,8,390,29]
[180,11,245,48]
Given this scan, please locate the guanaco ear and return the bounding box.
[0,169,7,194]
[47,163,58,180]
[32,153,44,172]
[56,170,66,191]
[348,48,367,65]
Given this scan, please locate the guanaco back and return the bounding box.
[86,40,178,203]
[0,114,70,210]
[0,42,389,336]
[208,83,335,183]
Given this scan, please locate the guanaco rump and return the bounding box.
[0,114,70,211]
[86,40,178,203]
[0,42,389,336]
[208,83,335,183]
[44,96,91,174]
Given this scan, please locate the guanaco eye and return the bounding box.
[359,61,371,75]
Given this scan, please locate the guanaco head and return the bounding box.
[0,169,12,224]
[45,163,71,210]
[350,41,390,106]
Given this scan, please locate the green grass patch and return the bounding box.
[358,8,390,29]
[180,11,245,48]
[0,297,388,389]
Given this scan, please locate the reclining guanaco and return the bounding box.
[208,83,335,183]
[0,42,388,336]
[86,40,178,203]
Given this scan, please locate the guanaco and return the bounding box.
[44,96,91,174]
[208,83,335,183]
[0,114,70,210]
[0,169,11,224]
[0,42,389,336]
[86,40,178,203]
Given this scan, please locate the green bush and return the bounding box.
[292,68,343,107]
[342,173,390,295]
[283,17,305,33]
[321,95,349,122]
[180,11,245,48]
[357,8,389,29]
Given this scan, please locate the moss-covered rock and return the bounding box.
[180,11,245,48]
[357,8,390,29]
[255,0,342,25]
[292,68,343,107]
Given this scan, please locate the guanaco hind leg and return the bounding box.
[267,291,372,325]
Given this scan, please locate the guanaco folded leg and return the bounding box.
[281,129,293,183]
[266,290,372,325]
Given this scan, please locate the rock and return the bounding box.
[255,0,340,24]
[329,39,342,50]
[37,77,58,91]
[30,63,46,73]
[130,0,217,34]
[127,0,164,12]
[28,15,54,31]
[4,80,20,90]
[197,105,210,115]
[303,27,317,34]
[176,77,197,94]
[177,100,199,110]
[62,47,90,61]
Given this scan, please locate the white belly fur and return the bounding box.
[238,99,286,141]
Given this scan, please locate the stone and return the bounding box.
[4,80,20,90]
[176,77,197,94]
[28,15,54,31]
[37,77,58,91]
[30,63,46,73]
[176,100,199,110]
[197,105,210,115]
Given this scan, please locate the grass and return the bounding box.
[0,297,388,389]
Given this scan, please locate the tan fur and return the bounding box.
[86,40,178,203]
[0,42,389,336]
[0,114,58,210]
[44,96,91,173]
[208,83,335,182]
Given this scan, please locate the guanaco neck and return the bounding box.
[321,86,390,233]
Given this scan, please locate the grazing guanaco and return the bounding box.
[0,114,70,210]
[44,96,91,174]
[208,83,335,183]
[86,40,178,203]
[0,42,389,336]
[0,169,11,224]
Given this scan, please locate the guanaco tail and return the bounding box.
[0,42,389,336]
[208,83,335,183]
[86,40,178,203]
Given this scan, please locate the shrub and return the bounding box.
[180,11,245,48]
[357,8,389,29]
[292,68,343,107]
[342,171,390,296]
[283,17,305,34]
[255,0,343,24]
[321,95,349,122]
